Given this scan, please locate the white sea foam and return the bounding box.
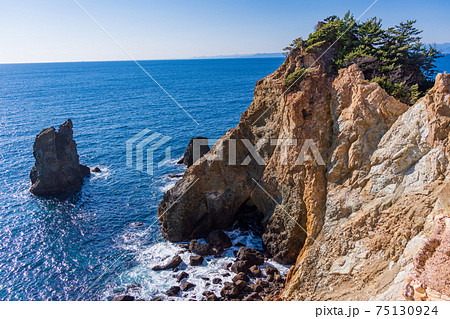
[90,166,112,181]
[103,228,289,301]
[101,174,289,301]
[158,180,177,193]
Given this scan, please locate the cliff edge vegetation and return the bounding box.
[284,12,443,105]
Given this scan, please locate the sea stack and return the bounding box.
[30,119,90,196]
[177,136,210,167]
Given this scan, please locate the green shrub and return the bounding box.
[283,37,303,56]
[285,11,443,104]
[284,67,317,88]
[304,40,326,54]
[371,77,421,104]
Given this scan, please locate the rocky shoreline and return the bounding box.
[163,242,286,301]
[110,229,288,301]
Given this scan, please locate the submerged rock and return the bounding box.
[165,286,181,297]
[188,240,212,256]
[131,222,144,227]
[220,282,239,299]
[236,247,265,266]
[152,255,182,271]
[179,243,189,250]
[30,119,90,196]
[211,246,224,257]
[222,262,232,270]
[177,271,189,283]
[180,281,196,292]
[230,260,251,273]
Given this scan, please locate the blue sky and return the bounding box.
[0,0,449,63]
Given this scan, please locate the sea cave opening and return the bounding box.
[233,199,264,236]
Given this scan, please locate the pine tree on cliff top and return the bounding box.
[284,11,443,104]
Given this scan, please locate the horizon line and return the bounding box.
[0,53,286,66]
[1,47,448,66]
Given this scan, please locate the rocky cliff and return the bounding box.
[281,70,450,301]
[158,46,450,300]
[30,119,90,196]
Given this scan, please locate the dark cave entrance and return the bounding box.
[233,199,264,235]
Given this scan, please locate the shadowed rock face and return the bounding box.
[158,49,336,264]
[177,137,210,167]
[30,119,90,196]
[158,46,450,300]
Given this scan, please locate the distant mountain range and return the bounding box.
[192,53,285,59]
[192,44,449,60]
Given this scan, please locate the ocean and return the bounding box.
[435,54,450,74]
[0,58,287,301]
[0,55,449,301]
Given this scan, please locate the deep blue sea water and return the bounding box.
[0,58,285,300]
[0,55,449,301]
[435,54,450,74]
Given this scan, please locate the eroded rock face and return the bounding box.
[404,213,450,301]
[282,72,450,301]
[158,49,407,264]
[158,49,334,263]
[158,47,450,299]
[30,119,90,196]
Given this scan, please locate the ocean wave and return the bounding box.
[102,229,289,301]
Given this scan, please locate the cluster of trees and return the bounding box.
[284,12,443,104]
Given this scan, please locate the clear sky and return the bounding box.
[0,0,449,63]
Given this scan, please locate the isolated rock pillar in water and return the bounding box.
[30,119,90,196]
